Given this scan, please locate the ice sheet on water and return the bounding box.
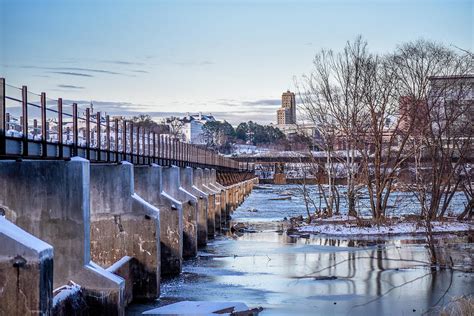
[233,184,469,223]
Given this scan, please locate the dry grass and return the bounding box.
[439,296,474,316]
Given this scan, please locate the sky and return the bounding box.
[0,0,472,125]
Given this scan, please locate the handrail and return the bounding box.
[0,78,247,172]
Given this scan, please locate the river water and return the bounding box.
[128,185,473,315]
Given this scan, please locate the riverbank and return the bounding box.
[295,218,473,237]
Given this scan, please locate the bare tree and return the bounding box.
[167,117,185,140]
[391,40,473,221]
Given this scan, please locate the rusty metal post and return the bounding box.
[179,142,182,166]
[157,134,162,165]
[130,122,134,163]
[136,125,140,164]
[141,127,146,163]
[185,143,188,167]
[152,132,156,163]
[114,118,119,163]
[72,103,78,156]
[57,98,63,158]
[21,85,28,156]
[147,130,151,162]
[122,120,127,161]
[106,115,111,162]
[96,111,101,161]
[40,92,47,157]
[85,108,90,160]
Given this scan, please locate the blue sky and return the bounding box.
[1,0,472,124]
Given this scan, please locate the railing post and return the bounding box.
[21,85,28,156]
[85,108,90,160]
[157,134,162,165]
[106,115,111,162]
[152,132,156,164]
[72,103,78,157]
[179,141,182,166]
[185,143,189,167]
[166,136,169,166]
[141,127,146,164]
[40,92,47,157]
[136,125,140,164]
[130,122,134,164]
[96,111,101,161]
[148,130,151,163]
[122,120,127,162]
[114,118,119,163]
[0,78,5,156]
[57,98,63,158]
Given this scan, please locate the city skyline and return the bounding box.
[1,0,472,125]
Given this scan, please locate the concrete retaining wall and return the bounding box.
[133,164,183,276]
[203,169,221,233]
[89,162,160,302]
[180,167,208,247]
[0,159,125,315]
[162,166,197,259]
[209,169,228,228]
[0,217,53,315]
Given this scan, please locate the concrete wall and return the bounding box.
[89,162,160,302]
[203,169,221,233]
[162,166,198,259]
[133,164,183,276]
[180,167,208,247]
[193,168,212,242]
[0,159,125,315]
[0,217,53,315]
[209,169,228,228]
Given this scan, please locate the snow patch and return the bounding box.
[298,221,473,236]
[53,282,81,307]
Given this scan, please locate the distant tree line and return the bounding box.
[202,120,286,153]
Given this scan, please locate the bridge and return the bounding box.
[0,78,257,315]
[234,148,473,184]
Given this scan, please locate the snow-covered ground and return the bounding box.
[297,221,473,236]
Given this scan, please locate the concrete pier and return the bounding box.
[162,166,198,259]
[133,164,183,276]
[0,159,125,315]
[180,167,209,247]
[89,162,161,302]
[209,169,228,228]
[193,168,213,241]
[0,217,53,315]
[201,169,220,237]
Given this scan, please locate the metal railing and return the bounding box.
[0,78,245,171]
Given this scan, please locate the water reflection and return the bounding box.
[126,229,473,316]
[126,184,472,315]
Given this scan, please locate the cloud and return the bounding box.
[58,84,84,89]
[130,69,149,73]
[242,99,281,106]
[61,67,121,75]
[102,60,145,66]
[50,71,94,77]
[13,65,122,75]
[174,60,215,67]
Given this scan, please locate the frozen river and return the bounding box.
[128,185,473,315]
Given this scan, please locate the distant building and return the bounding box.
[277,90,296,125]
[164,112,216,144]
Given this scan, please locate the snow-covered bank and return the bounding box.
[297,221,473,236]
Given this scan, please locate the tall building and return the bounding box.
[277,90,296,125]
